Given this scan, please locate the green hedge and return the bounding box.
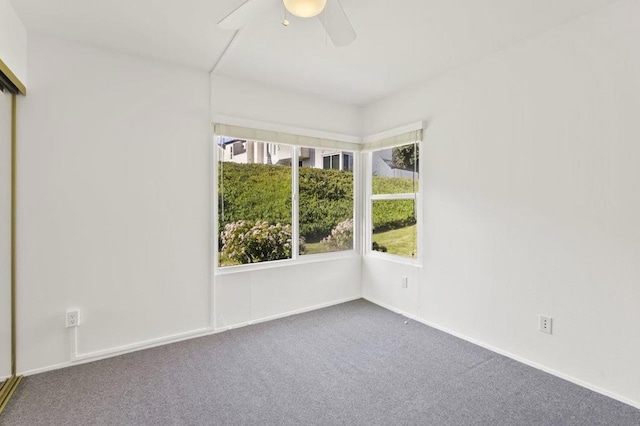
[218,163,292,229]
[372,199,416,232]
[372,176,418,194]
[218,162,415,241]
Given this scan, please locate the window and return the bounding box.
[231,141,245,157]
[217,136,355,268]
[300,149,354,255]
[217,139,292,267]
[323,154,340,170]
[323,152,353,172]
[369,142,420,260]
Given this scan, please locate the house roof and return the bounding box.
[217,137,246,148]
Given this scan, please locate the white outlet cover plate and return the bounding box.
[540,315,552,334]
[66,310,80,328]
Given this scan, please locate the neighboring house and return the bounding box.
[371,147,415,179]
[217,137,354,172]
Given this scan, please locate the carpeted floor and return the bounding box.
[1,299,639,425]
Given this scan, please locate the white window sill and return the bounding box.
[365,251,422,267]
[215,250,360,276]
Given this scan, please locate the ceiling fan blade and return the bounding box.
[218,0,277,30]
[319,0,357,47]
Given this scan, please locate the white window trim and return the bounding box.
[213,132,361,275]
[212,134,220,272]
[362,121,424,146]
[212,118,424,272]
[213,115,361,149]
[366,250,424,267]
[215,250,361,276]
[371,193,416,201]
[291,148,300,257]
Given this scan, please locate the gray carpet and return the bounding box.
[1,299,639,425]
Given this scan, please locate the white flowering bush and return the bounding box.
[220,220,303,264]
[320,219,353,251]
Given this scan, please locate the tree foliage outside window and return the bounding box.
[392,144,419,171]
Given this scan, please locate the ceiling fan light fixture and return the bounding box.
[283,0,327,18]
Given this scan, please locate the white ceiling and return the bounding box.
[12,0,619,105]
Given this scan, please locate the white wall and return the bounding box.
[211,74,361,137]
[16,36,212,373]
[15,35,363,375]
[0,89,12,380]
[210,72,363,334]
[0,0,28,87]
[215,258,361,330]
[362,0,640,407]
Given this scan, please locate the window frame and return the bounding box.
[364,141,423,266]
[213,138,360,275]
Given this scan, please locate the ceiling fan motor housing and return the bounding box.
[283,0,328,18]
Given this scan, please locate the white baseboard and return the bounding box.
[363,295,640,410]
[20,295,362,378]
[20,361,76,377]
[250,295,362,326]
[214,322,252,333]
[213,295,362,332]
[0,374,11,382]
[71,326,217,363]
[20,326,221,377]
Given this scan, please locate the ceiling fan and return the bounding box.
[218,0,357,47]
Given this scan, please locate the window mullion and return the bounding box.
[291,148,300,260]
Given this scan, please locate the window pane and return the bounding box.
[217,137,292,267]
[371,200,417,258]
[300,148,354,255]
[372,143,419,195]
[343,153,353,172]
[323,156,331,170]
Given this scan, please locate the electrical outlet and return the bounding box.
[539,315,552,334]
[66,310,80,328]
[401,276,408,289]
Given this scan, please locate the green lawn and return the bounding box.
[219,242,340,266]
[219,225,416,266]
[303,241,333,255]
[219,252,241,267]
[372,225,417,258]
